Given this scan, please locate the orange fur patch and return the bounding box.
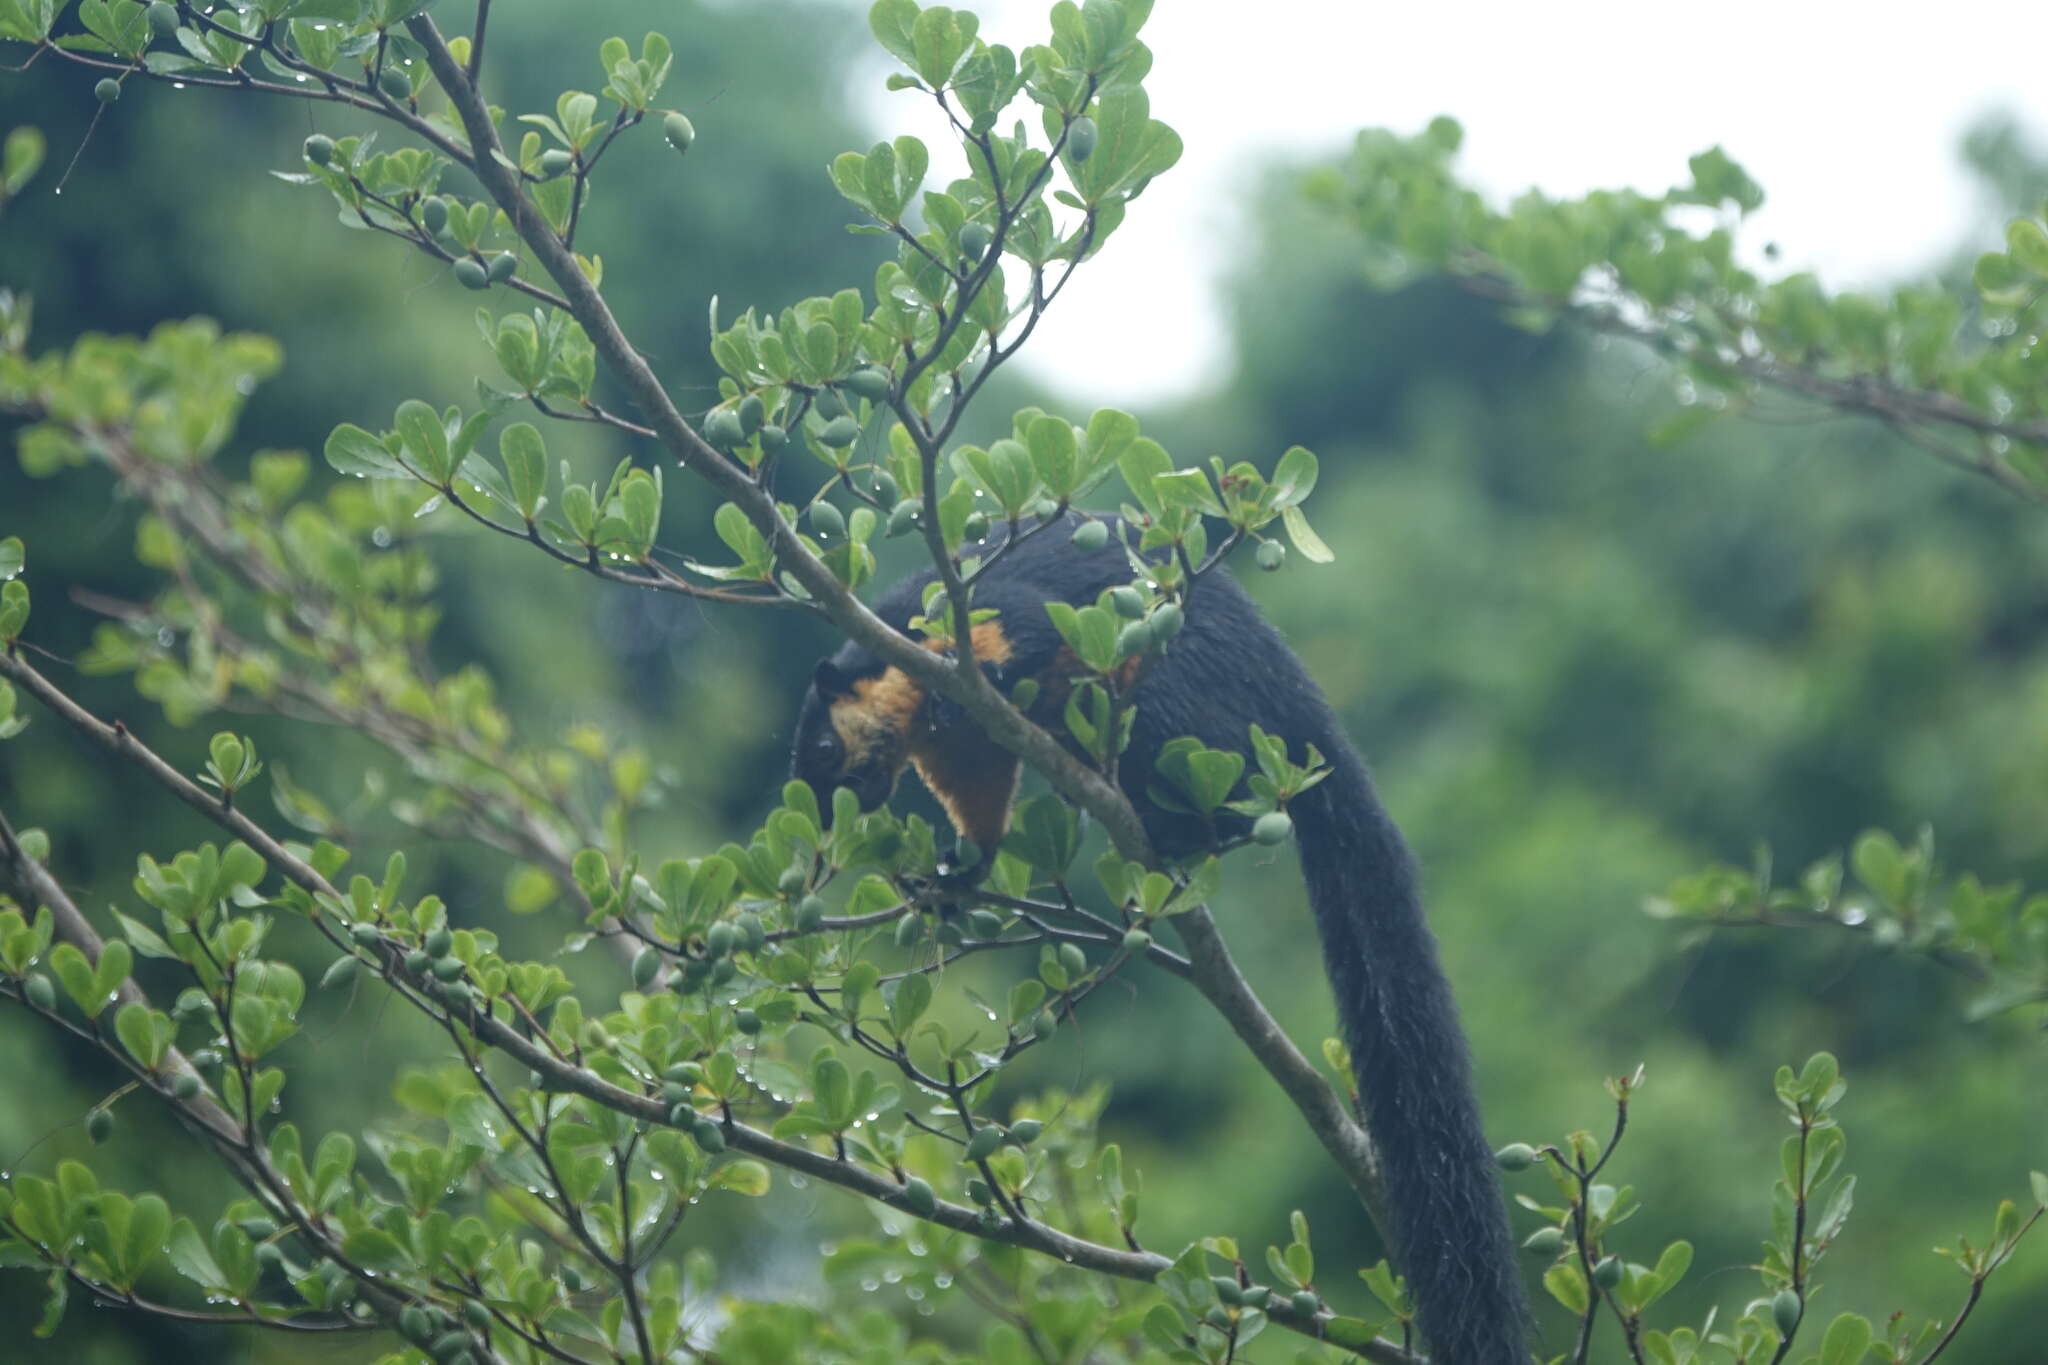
[829,667,923,771]
[823,616,1024,847]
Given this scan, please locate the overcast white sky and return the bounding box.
[847,0,2048,403]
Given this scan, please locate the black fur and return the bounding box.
[791,515,1528,1362]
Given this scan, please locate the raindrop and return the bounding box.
[859,1278,879,1292]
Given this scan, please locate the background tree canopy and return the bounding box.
[1,2,2044,1363]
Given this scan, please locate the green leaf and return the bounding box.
[1116,436,1172,514]
[323,423,408,479]
[0,536,21,580]
[1543,1261,1588,1315]
[710,1160,771,1196]
[1269,446,1319,508]
[394,399,453,484]
[341,1226,412,1274]
[499,423,547,518]
[1818,1313,1873,1365]
[164,1217,226,1290]
[1280,506,1334,563]
[867,0,920,69]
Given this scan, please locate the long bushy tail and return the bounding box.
[1292,742,1528,1364]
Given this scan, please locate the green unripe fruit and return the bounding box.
[1204,1307,1234,1330]
[1114,620,1152,659]
[1151,602,1185,640]
[963,1126,1002,1162]
[893,914,924,948]
[453,258,489,290]
[172,1072,202,1101]
[663,111,695,153]
[817,415,859,448]
[886,501,920,537]
[1011,677,1040,709]
[560,1264,586,1293]
[94,78,121,103]
[1058,942,1087,977]
[1211,1275,1243,1305]
[429,1330,470,1362]
[808,501,846,538]
[1522,1226,1565,1256]
[1495,1142,1538,1172]
[1005,1118,1043,1146]
[1070,518,1109,551]
[431,955,465,981]
[737,394,765,434]
[734,1007,762,1035]
[702,407,744,449]
[425,927,453,957]
[958,221,992,259]
[965,1177,994,1205]
[461,1299,491,1330]
[442,982,473,1009]
[668,1102,695,1126]
[86,1107,114,1143]
[1252,811,1294,846]
[964,909,1004,940]
[420,195,449,233]
[691,1116,726,1153]
[736,911,766,951]
[870,469,899,503]
[1066,115,1098,162]
[632,946,661,989]
[704,921,738,957]
[1257,540,1286,571]
[240,1216,278,1240]
[900,1176,936,1217]
[1241,1285,1271,1309]
[486,251,517,283]
[24,972,55,1012]
[962,510,990,542]
[663,1080,689,1106]
[1592,1255,1622,1289]
[1033,1008,1057,1041]
[777,865,807,895]
[189,1048,220,1068]
[147,2,179,36]
[537,149,574,179]
[322,955,360,988]
[812,386,847,421]
[756,424,788,454]
[1109,586,1145,618]
[350,922,381,948]
[303,134,335,166]
[1771,1288,1801,1335]
[843,367,891,402]
[665,1061,704,1085]
[1290,1290,1320,1316]
[404,949,431,974]
[934,919,964,947]
[401,1305,433,1341]
[709,958,737,986]
[378,65,411,101]
[1122,927,1152,952]
[795,895,826,932]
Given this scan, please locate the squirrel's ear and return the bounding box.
[811,658,855,699]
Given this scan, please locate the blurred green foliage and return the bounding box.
[1,1,2045,1362]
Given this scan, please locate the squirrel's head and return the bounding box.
[790,656,922,822]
